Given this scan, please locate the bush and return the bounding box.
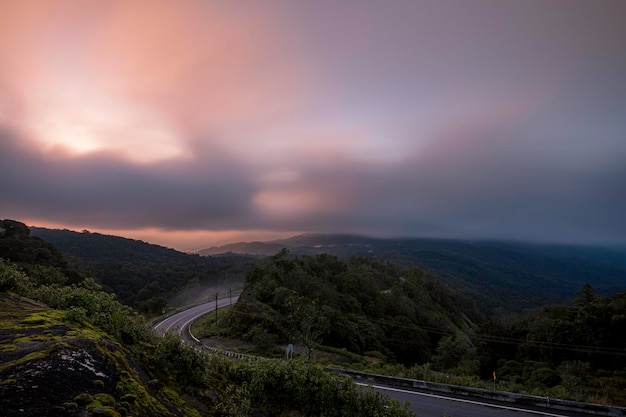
[0,260,33,293]
[94,393,116,407]
[73,393,93,406]
[65,306,88,323]
[152,335,207,390]
[208,355,414,417]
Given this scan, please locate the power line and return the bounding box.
[220,300,626,356]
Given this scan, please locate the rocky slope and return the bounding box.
[0,293,197,417]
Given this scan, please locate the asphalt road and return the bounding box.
[364,383,597,417]
[153,296,239,342]
[153,300,599,417]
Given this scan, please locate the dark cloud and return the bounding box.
[3,110,626,245]
[2,118,625,244]
[0,127,258,230]
[1,0,625,246]
[256,121,626,244]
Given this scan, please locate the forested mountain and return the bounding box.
[215,251,484,366]
[207,250,626,405]
[200,234,626,310]
[6,219,626,407]
[2,220,409,416]
[30,226,256,312]
[475,285,626,405]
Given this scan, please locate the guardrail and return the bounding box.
[326,368,626,417]
[184,306,257,361]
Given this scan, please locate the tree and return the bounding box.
[576,283,595,305]
[433,335,473,372]
[288,294,324,363]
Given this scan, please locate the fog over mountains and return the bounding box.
[200,233,626,310]
[26,225,626,311]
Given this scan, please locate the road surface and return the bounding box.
[363,383,597,417]
[153,295,239,342]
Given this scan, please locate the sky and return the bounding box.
[1,0,625,251]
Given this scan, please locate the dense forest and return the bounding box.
[1,219,412,416]
[207,250,626,406]
[201,233,626,311]
[474,285,626,404]
[214,249,484,366]
[6,219,626,407]
[30,226,256,313]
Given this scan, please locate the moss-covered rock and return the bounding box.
[0,293,200,417]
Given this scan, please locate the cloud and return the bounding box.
[1,1,625,247]
[244,110,626,243]
[0,127,257,230]
[0,0,315,162]
[2,97,625,245]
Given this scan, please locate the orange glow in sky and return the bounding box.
[2,0,626,249]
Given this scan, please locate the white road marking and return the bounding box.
[357,383,570,417]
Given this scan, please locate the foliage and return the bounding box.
[0,259,149,348]
[30,226,255,311]
[1,220,418,416]
[152,335,208,391]
[476,285,626,405]
[201,233,626,311]
[207,355,413,417]
[217,251,479,366]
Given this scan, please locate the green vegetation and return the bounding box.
[475,284,626,405]
[1,219,415,416]
[203,249,626,406]
[6,218,626,410]
[212,250,482,366]
[203,233,626,310]
[206,354,412,417]
[30,226,255,313]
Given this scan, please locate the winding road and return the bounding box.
[153,300,603,417]
[153,295,239,342]
[361,383,595,417]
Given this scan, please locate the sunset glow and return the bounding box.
[1,0,625,250]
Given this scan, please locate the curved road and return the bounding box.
[362,383,595,417]
[153,295,239,342]
[153,300,599,417]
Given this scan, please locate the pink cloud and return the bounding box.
[0,1,316,161]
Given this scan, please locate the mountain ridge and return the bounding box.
[29,226,256,310]
[199,233,626,310]
[25,225,626,311]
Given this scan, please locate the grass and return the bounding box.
[189,305,233,338]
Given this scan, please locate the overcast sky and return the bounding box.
[1,0,625,250]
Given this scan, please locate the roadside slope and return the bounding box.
[0,293,198,417]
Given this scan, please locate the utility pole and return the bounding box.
[215,292,218,322]
[229,288,232,306]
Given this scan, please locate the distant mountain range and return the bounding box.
[199,234,626,310]
[26,225,626,311]
[30,227,256,309]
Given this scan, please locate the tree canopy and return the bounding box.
[219,251,483,366]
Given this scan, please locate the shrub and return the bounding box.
[94,393,116,407]
[73,393,93,406]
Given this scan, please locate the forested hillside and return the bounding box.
[208,249,626,406]
[216,250,484,366]
[201,233,626,310]
[30,226,256,312]
[1,220,413,416]
[475,285,626,405]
